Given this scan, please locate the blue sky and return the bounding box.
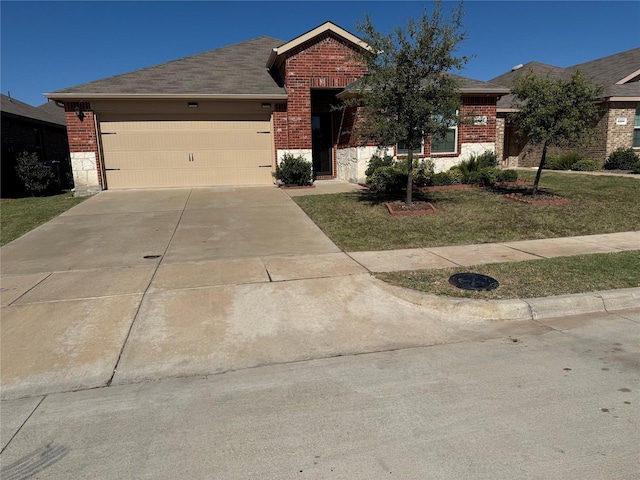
[1,1,638,106]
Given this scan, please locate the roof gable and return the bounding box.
[266,21,370,70]
[571,47,640,86]
[490,48,640,102]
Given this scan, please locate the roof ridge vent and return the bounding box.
[511,64,524,71]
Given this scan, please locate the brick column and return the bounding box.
[64,102,102,196]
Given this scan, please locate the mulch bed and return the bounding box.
[503,192,568,205]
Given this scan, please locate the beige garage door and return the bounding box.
[99,119,274,189]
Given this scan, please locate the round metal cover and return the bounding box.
[449,273,499,291]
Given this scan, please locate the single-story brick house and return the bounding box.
[1,94,72,197]
[490,48,640,167]
[45,22,509,195]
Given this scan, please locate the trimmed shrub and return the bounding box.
[446,166,464,185]
[604,147,639,170]
[366,155,433,188]
[571,159,601,171]
[367,166,407,191]
[431,171,455,186]
[631,160,640,174]
[365,153,395,179]
[496,169,519,183]
[468,167,498,187]
[273,153,313,186]
[550,152,581,170]
[412,159,435,187]
[476,150,498,168]
[14,151,55,195]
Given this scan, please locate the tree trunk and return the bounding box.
[532,141,547,196]
[406,148,413,205]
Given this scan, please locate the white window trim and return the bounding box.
[431,124,458,155]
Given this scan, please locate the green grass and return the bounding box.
[376,251,640,300]
[1,192,86,246]
[294,172,640,251]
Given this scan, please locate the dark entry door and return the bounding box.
[312,113,333,177]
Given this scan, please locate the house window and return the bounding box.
[397,141,424,156]
[634,107,640,148]
[431,112,458,154]
[431,128,457,154]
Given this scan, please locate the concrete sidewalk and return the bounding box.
[348,231,640,273]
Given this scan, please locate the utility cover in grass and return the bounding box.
[449,273,499,291]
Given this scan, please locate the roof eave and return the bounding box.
[606,96,640,102]
[43,93,289,101]
[459,88,511,96]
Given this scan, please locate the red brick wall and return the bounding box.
[277,33,367,151]
[64,102,102,187]
[459,96,498,144]
[337,96,500,155]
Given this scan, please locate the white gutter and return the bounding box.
[43,93,288,101]
[607,96,640,102]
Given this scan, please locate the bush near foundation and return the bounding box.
[365,155,434,191]
[604,148,639,170]
[570,159,601,171]
[273,153,313,186]
[14,151,55,196]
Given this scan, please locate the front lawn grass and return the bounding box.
[376,251,640,300]
[1,192,86,246]
[294,172,640,251]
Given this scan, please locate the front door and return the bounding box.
[312,113,333,177]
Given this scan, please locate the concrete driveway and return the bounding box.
[5,186,505,400]
[2,186,639,401]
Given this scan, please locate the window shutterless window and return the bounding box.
[397,141,424,156]
[431,112,458,154]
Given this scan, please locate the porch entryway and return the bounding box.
[311,89,341,179]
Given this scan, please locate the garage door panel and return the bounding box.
[106,167,273,189]
[104,151,273,171]
[103,131,272,152]
[100,119,274,189]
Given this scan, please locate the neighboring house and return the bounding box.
[1,94,71,197]
[490,48,640,167]
[44,22,508,195]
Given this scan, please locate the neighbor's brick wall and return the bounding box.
[276,33,367,151]
[64,102,103,188]
[511,102,638,167]
[1,114,71,196]
[605,102,638,156]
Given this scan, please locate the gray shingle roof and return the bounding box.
[1,94,66,126]
[338,73,509,99]
[46,36,287,98]
[491,48,640,109]
[37,100,67,125]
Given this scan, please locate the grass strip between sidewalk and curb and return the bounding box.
[375,251,640,300]
[1,192,86,246]
[293,172,640,251]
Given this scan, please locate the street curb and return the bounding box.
[375,279,640,320]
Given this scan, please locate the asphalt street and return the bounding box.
[2,308,638,480]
